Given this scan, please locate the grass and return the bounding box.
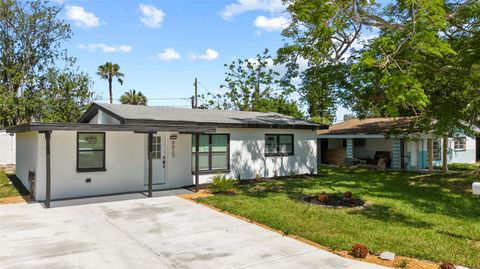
[199,167,480,268]
[0,169,22,198]
[448,162,480,171]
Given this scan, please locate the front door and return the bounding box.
[152,134,166,184]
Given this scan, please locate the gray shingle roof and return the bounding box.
[82,103,323,129]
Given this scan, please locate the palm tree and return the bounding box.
[97,62,124,103]
[119,89,148,105]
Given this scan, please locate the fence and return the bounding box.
[0,130,15,165]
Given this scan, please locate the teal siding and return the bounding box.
[392,139,401,170]
[346,138,353,160]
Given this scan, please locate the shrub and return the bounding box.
[350,243,369,258]
[344,191,353,199]
[207,174,238,194]
[318,192,329,203]
[439,262,455,269]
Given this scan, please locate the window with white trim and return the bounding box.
[454,137,466,151]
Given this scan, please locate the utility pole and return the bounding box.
[194,77,198,109]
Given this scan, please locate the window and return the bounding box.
[433,139,442,161]
[454,137,466,151]
[152,136,162,159]
[191,134,229,173]
[77,132,105,172]
[265,134,294,156]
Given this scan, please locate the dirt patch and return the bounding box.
[0,195,31,204]
[302,194,365,208]
[0,164,15,174]
[178,189,212,200]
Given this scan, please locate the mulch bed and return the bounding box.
[303,194,365,208]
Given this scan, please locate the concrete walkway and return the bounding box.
[0,191,389,269]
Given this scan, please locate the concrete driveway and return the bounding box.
[0,191,389,269]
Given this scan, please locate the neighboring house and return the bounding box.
[7,103,322,207]
[0,130,15,165]
[318,118,479,170]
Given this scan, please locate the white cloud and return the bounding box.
[157,48,181,61]
[65,5,100,28]
[139,4,165,28]
[221,0,285,20]
[254,15,289,31]
[190,49,219,61]
[78,43,132,53]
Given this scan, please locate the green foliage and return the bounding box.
[119,89,147,105]
[207,174,238,194]
[199,49,303,118]
[0,0,94,127]
[279,0,480,135]
[97,62,124,104]
[0,169,21,198]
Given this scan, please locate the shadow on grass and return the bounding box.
[349,204,433,229]
[6,174,30,196]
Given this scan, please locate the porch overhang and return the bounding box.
[6,122,217,134]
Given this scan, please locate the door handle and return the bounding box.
[162,160,165,168]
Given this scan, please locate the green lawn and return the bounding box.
[0,169,22,198]
[199,167,480,268]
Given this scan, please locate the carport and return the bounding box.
[7,122,215,208]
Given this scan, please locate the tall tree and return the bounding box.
[119,89,147,105]
[97,62,124,104]
[200,49,303,118]
[0,0,94,127]
[278,0,480,134]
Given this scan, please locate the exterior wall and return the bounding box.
[89,110,120,124]
[18,127,317,200]
[195,128,318,184]
[0,131,15,165]
[35,131,146,200]
[353,138,393,159]
[15,132,38,190]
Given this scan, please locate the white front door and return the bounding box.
[152,134,166,184]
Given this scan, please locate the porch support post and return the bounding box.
[442,136,448,173]
[428,138,433,172]
[148,133,153,197]
[346,138,353,166]
[392,138,402,171]
[195,133,200,192]
[45,131,51,208]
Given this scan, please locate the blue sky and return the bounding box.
[59,0,351,121]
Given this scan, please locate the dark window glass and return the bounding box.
[77,133,105,171]
[192,134,229,172]
[265,134,294,156]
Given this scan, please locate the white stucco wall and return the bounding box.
[34,131,146,200]
[195,128,318,184]
[15,132,38,190]
[16,126,317,200]
[89,110,120,124]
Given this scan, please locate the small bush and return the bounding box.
[350,243,369,258]
[318,192,329,203]
[344,191,353,199]
[207,174,238,194]
[439,262,455,269]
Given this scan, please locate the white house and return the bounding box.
[7,103,322,207]
[318,118,479,170]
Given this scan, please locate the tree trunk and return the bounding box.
[108,76,113,104]
[442,136,448,173]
